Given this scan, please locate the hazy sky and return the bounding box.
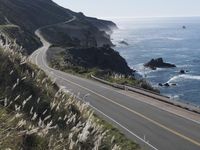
[53,0,200,18]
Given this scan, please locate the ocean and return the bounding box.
[111,17,200,106]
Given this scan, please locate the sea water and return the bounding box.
[111,17,200,106]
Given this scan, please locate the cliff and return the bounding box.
[47,45,133,75]
[0,0,117,54]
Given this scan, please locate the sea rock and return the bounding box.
[179,70,185,74]
[164,83,170,87]
[144,58,176,70]
[171,83,177,86]
[119,40,129,46]
[159,82,176,87]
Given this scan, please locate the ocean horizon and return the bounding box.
[111,16,200,106]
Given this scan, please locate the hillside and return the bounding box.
[47,45,133,75]
[0,44,139,149]
[40,17,114,48]
[0,0,117,54]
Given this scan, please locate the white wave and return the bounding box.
[168,74,200,83]
[133,64,154,76]
[170,95,181,100]
[176,64,193,68]
[138,37,184,41]
[166,37,183,41]
[133,63,169,78]
[163,93,183,100]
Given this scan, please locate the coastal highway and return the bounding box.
[29,17,200,150]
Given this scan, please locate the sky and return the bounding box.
[53,0,200,19]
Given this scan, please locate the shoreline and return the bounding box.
[29,17,200,149]
[110,20,200,108]
[133,65,200,108]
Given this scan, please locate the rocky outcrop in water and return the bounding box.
[179,70,186,74]
[144,58,176,70]
[119,40,129,46]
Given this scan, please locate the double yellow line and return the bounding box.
[36,29,200,148]
[53,71,200,147]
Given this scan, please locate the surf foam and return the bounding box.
[168,74,200,83]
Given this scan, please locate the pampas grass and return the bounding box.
[0,37,139,150]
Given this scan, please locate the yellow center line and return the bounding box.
[54,72,200,147]
[37,35,200,147]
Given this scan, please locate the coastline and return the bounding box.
[110,17,200,107]
[28,15,200,149]
[95,28,200,110]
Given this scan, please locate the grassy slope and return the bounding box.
[0,26,41,55]
[0,24,19,29]
[0,47,140,149]
[48,47,159,93]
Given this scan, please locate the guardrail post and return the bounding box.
[125,86,128,91]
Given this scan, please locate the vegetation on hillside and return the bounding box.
[0,0,116,54]
[47,45,133,75]
[0,44,140,149]
[0,27,41,55]
[47,46,159,93]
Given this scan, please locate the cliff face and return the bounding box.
[47,46,133,75]
[40,17,114,48]
[0,0,134,75]
[86,17,118,34]
[0,0,117,54]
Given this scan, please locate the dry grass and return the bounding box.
[0,39,140,150]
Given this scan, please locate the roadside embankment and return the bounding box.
[91,75,200,114]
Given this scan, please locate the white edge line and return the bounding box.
[54,84,159,150]
[32,17,198,149]
[37,30,200,146]
[77,96,158,150]
[39,44,200,126]
[90,105,158,150]
[47,59,200,125]
[44,53,200,126]
[37,35,159,150]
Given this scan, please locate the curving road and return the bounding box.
[29,17,200,150]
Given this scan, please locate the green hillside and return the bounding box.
[0,46,140,149]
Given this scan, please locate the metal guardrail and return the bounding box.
[91,75,200,114]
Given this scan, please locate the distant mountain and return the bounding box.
[0,0,74,30]
[0,0,117,54]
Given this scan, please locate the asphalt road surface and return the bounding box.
[29,17,200,150]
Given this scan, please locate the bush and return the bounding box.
[0,47,140,150]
